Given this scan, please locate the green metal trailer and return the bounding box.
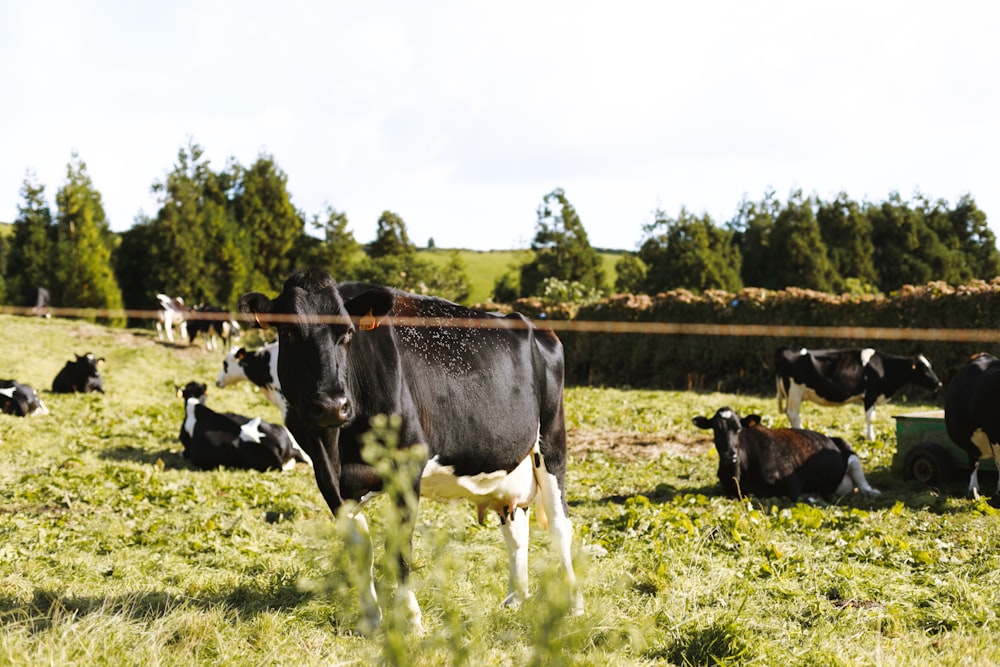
[891,409,996,485]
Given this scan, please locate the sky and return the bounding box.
[1,1,998,252]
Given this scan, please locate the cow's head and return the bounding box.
[239,268,394,429]
[177,381,208,403]
[913,354,943,391]
[217,347,249,387]
[692,407,757,470]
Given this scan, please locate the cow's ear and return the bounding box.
[235,347,247,360]
[692,416,711,429]
[345,289,394,325]
[742,415,761,428]
[239,293,274,329]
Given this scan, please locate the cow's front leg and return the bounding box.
[786,384,805,429]
[500,506,530,607]
[863,405,877,441]
[343,510,382,634]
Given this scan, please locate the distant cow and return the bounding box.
[215,342,287,416]
[188,305,241,351]
[775,347,941,441]
[155,294,189,343]
[52,353,105,394]
[177,381,311,472]
[33,287,51,318]
[944,352,1000,498]
[239,269,582,631]
[0,380,49,416]
[693,407,879,500]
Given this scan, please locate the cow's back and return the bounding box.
[741,426,849,496]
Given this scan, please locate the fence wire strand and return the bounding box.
[3,304,999,344]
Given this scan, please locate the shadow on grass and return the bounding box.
[98,445,188,468]
[0,578,323,634]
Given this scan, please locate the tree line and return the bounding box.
[1,142,997,325]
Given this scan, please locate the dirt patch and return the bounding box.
[568,427,712,462]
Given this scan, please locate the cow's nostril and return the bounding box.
[311,395,353,426]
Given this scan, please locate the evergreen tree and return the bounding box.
[146,141,250,306]
[231,154,305,293]
[52,152,124,324]
[299,205,363,281]
[360,210,434,291]
[730,192,780,289]
[767,191,839,291]
[6,173,55,306]
[869,193,950,292]
[519,188,605,297]
[613,253,647,294]
[816,193,878,291]
[638,207,741,293]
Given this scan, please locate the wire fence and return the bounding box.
[3,304,1000,343]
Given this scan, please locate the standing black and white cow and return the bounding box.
[215,343,287,416]
[52,353,105,394]
[0,380,49,416]
[944,352,1000,498]
[775,347,942,441]
[178,381,311,472]
[239,269,582,630]
[188,305,241,351]
[693,407,880,500]
[155,294,189,344]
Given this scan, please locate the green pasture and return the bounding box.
[1,314,998,666]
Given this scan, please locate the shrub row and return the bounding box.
[516,280,1000,397]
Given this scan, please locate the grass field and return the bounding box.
[2,314,998,666]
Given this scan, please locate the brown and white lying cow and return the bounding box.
[693,407,880,501]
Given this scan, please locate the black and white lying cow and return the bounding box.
[52,353,105,394]
[239,269,582,631]
[775,347,941,441]
[178,381,311,472]
[944,352,1000,498]
[188,305,241,351]
[215,343,287,416]
[693,407,880,500]
[0,380,49,416]
[155,294,188,344]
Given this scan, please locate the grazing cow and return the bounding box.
[215,342,287,416]
[239,269,582,631]
[177,381,311,472]
[52,353,105,394]
[188,305,241,351]
[155,294,189,344]
[775,347,942,441]
[693,407,880,500]
[0,380,49,416]
[944,352,1000,498]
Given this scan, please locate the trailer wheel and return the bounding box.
[903,443,953,485]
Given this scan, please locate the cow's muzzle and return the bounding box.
[310,395,354,427]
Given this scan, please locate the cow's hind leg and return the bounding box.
[500,506,530,607]
[534,456,584,615]
[836,454,880,496]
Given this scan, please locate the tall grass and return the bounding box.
[2,313,998,665]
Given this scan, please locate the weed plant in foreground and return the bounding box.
[1,314,999,665]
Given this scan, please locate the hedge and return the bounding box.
[514,280,1000,398]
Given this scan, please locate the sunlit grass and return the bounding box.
[2,313,997,665]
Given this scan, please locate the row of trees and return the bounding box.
[623,190,1000,296]
[1,142,997,325]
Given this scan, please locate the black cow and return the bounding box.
[215,343,287,416]
[775,347,941,441]
[178,381,311,472]
[693,407,880,500]
[52,353,105,394]
[944,352,1000,498]
[0,380,49,416]
[239,269,582,631]
[188,305,241,352]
